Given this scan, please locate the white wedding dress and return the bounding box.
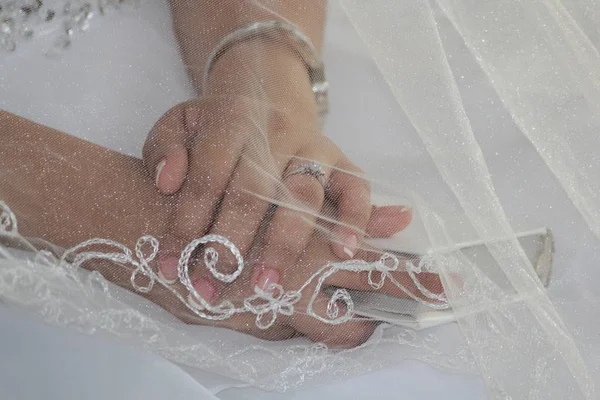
[1,1,599,399]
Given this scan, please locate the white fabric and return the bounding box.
[0,305,220,400]
[1,0,599,398]
[0,0,194,157]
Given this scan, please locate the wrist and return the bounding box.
[0,114,170,248]
[204,39,320,122]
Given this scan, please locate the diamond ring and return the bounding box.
[283,161,327,188]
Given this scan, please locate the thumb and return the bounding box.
[143,103,193,194]
[152,148,188,195]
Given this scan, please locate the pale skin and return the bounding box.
[0,1,442,346]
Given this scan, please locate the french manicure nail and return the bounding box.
[187,278,216,311]
[158,256,178,284]
[193,278,216,303]
[155,159,166,188]
[342,234,357,259]
[253,268,280,291]
[158,270,176,284]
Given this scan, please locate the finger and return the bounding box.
[201,152,279,277]
[258,152,334,273]
[325,268,444,302]
[177,291,298,341]
[286,292,375,349]
[154,148,189,194]
[169,114,248,240]
[250,239,374,348]
[158,208,265,312]
[144,97,252,195]
[157,98,281,304]
[156,238,223,309]
[366,205,413,238]
[143,101,197,194]
[327,160,371,259]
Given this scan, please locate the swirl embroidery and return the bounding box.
[0,200,446,328]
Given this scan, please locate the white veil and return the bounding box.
[1,0,599,398]
[339,1,599,397]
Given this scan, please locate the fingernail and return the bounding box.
[194,278,216,302]
[188,278,216,309]
[342,234,357,259]
[158,256,178,284]
[252,267,280,291]
[155,159,166,188]
[400,206,412,213]
[187,293,205,310]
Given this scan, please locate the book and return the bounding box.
[337,228,554,330]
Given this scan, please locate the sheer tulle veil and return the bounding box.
[1,0,599,398]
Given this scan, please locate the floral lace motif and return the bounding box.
[245,284,301,329]
[0,201,448,330]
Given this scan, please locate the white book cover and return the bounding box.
[342,223,553,330]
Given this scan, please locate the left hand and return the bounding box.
[143,40,412,284]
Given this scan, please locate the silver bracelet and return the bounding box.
[202,20,329,121]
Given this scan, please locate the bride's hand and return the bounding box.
[0,113,440,347]
[142,42,412,284]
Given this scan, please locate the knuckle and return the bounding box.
[285,175,325,209]
[185,171,219,196]
[190,96,250,131]
[269,107,296,138]
[230,96,256,115]
[315,136,342,156]
[355,176,371,194]
[152,103,186,132]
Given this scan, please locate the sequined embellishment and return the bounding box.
[0,0,137,54]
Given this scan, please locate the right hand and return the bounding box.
[144,205,442,348]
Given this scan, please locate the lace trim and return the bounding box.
[0,200,475,391]
[0,201,448,330]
